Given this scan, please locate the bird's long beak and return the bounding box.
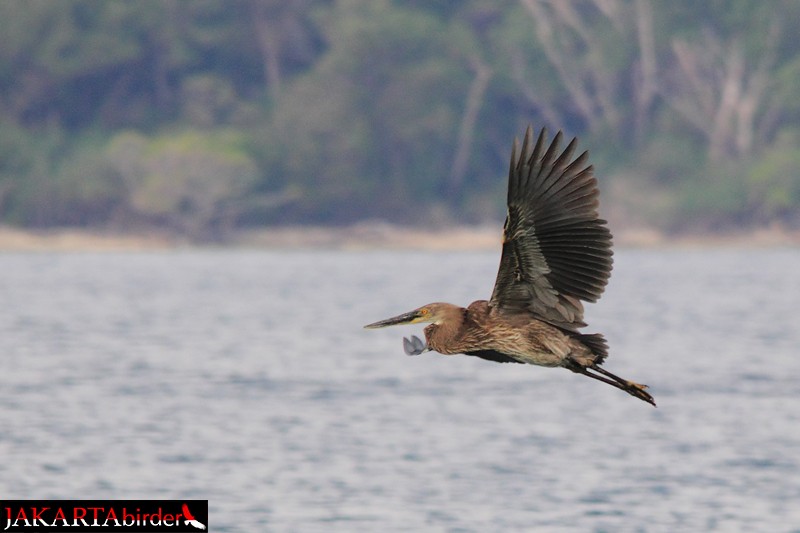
[364,309,421,329]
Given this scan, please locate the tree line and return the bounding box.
[1,0,799,237]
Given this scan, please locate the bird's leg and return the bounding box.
[572,364,656,406]
[403,335,429,356]
[591,365,650,393]
[573,367,627,391]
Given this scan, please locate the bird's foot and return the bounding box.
[403,335,429,356]
[626,380,649,392]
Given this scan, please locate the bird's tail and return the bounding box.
[575,333,608,365]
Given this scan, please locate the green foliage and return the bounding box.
[675,164,750,230]
[1,0,800,234]
[107,130,258,236]
[268,0,473,222]
[3,125,120,226]
[747,129,800,222]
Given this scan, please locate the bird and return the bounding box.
[364,125,655,406]
[181,503,206,530]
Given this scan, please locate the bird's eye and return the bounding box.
[420,308,429,315]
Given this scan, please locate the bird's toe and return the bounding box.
[403,337,420,355]
[403,335,428,355]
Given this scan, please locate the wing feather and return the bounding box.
[490,126,613,329]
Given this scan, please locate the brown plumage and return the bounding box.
[365,126,655,406]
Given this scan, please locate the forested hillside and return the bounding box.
[1,0,799,237]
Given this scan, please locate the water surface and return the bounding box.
[1,249,799,531]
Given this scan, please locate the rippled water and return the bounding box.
[1,248,799,531]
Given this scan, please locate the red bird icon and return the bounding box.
[182,503,206,530]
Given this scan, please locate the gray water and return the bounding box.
[1,248,799,532]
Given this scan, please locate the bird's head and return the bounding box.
[364,302,457,329]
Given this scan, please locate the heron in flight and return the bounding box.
[365,126,655,406]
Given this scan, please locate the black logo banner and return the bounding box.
[1,500,208,532]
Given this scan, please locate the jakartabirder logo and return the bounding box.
[2,500,207,532]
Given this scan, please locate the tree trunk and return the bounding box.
[708,48,743,162]
[448,56,491,201]
[633,0,656,145]
[252,0,282,101]
[521,0,599,130]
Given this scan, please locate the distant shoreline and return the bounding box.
[0,224,798,252]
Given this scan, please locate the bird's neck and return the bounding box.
[423,308,466,354]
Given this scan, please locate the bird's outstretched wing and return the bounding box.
[489,126,612,330]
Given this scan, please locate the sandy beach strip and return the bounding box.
[0,223,798,252]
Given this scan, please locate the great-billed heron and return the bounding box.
[365,126,655,406]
